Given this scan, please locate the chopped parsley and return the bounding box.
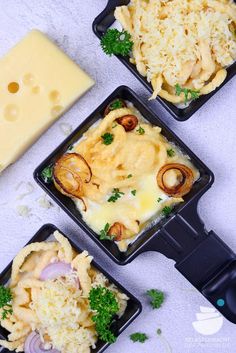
[157,197,163,203]
[127,174,133,178]
[131,190,136,196]
[0,285,13,320]
[130,332,148,343]
[162,206,172,216]
[99,223,114,241]
[136,126,145,135]
[175,83,200,104]
[157,328,162,336]
[112,123,118,128]
[108,188,125,203]
[146,289,165,309]
[101,132,114,145]
[41,166,53,183]
[110,99,123,111]
[101,29,133,57]
[89,286,119,343]
[167,148,175,157]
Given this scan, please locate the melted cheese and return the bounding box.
[73,104,199,251]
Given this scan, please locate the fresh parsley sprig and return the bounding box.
[99,223,114,241]
[101,132,114,145]
[108,188,125,203]
[101,29,133,56]
[0,285,13,320]
[130,332,148,343]
[167,148,175,157]
[41,166,53,183]
[175,84,200,104]
[110,99,123,111]
[136,126,145,135]
[89,286,119,343]
[146,289,165,309]
[162,206,172,216]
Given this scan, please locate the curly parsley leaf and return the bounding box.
[101,29,133,56]
[167,148,175,157]
[89,286,119,343]
[157,197,163,203]
[41,166,53,183]
[136,126,145,135]
[131,190,136,196]
[175,84,200,104]
[101,132,114,145]
[162,206,172,216]
[146,289,165,309]
[108,188,125,203]
[99,223,114,241]
[110,99,123,111]
[0,285,13,320]
[130,332,148,343]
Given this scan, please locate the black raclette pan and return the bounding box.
[0,224,141,353]
[34,86,236,324]
[92,0,236,121]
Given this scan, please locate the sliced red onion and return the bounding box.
[39,261,72,281]
[24,332,60,353]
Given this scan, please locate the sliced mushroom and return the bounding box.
[157,163,194,197]
[104,99,127,116]
[108,222,126,241]
[116,114,138,132]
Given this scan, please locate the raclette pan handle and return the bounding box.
[176,230,236,324]
[143,203,236,324]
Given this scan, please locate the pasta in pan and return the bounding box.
[0,232,128,353]
[52,100,199,252]
[114,0,236,104]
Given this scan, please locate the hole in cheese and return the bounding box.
[4,104,19,122]
[49,90,60,103]
[51,105,63,118]
[8,82,19,94]
[31,86,40,94]
[23,73,35,86]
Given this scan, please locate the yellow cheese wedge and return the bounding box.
[0,30,94,173]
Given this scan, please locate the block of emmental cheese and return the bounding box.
[0,30,94,173]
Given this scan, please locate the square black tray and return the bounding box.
[0,224,141,353]
[92,0,236,121]
[34,86,213,265]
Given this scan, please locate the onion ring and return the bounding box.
[24,332,60,353]
[157,163,194,197]
[53,153,91,210]
[39,262,72,281]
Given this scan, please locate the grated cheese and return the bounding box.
[32,274,97,353]
[115,0,236,98]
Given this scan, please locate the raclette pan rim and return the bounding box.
[34,85,214,265]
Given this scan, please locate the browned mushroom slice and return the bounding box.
[104,98,127,116]
[108,222,126,241]
[157,163,194,197]
[116,114,138,132]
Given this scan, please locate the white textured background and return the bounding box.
[0,1,236,352]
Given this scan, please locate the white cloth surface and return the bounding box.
[0,1,236,352]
